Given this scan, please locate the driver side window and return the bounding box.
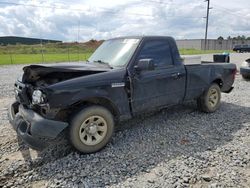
[137,40,173,68]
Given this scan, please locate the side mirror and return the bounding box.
[134,59,155,72]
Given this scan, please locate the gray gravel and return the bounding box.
[0,59,250,187]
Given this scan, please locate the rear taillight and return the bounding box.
[232,68,237,80]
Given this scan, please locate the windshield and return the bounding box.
[88,38,140,67]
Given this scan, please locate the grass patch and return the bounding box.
[0,53,92,65]
[0,43,233,65]
[179,49,232,55]
[0,43,96,54]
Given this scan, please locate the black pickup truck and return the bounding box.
[233,44,250,53]
[8,36,237,153]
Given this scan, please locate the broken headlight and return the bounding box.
[32,90,45,104]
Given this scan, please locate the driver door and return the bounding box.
[130,39,186,113]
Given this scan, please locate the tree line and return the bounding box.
[217,35,250,40]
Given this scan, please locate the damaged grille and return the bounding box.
[14,80,32,105]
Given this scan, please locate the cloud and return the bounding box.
[0,0,249,41]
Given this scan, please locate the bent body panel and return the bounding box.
[8,102,69,150]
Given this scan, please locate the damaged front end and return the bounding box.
[22,64,107,87]
[9,63,109,150]
[8,101,68,150]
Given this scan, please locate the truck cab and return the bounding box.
[126,36,186,113]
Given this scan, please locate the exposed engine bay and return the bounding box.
[14,63,109,107]
[22,64,107,87]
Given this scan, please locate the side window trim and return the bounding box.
[166,40,176,66]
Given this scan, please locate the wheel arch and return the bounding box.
[60,97,120,122]
[212,78,223,88]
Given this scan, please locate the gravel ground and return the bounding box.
[0,56,250,188]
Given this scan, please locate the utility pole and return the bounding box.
[204,0,212,50]
[77,19,80,62]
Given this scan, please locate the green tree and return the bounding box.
[217,36,224,40]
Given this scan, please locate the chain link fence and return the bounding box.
[0,40,101,65]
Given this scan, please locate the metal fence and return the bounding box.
[0,41,101,65]
[176,39,250,50]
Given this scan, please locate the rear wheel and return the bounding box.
[69,105,114,153]
[197,83,221,113]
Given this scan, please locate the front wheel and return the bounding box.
[197,84,221,113]
[69,105,114,153]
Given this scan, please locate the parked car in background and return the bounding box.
[233,45,250,53]
[240,58,250,80]
[8,36,237,154]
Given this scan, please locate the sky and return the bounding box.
[0,0,250,42]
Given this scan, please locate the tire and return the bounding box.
[197,83,221,113]
[69,105,114,153]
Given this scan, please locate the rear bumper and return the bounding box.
[8,101,68,150]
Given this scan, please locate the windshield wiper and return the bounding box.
[93,60,113,69]
[93,60,107,64]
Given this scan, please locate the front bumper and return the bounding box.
[8,101,68,150]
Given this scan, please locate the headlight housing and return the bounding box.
[32,90,45,104]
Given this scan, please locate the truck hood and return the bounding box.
[22,62,111,86]
[32,61,112,71]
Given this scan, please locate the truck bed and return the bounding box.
[184,63,236,101]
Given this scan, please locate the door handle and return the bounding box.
[171,72,182,79]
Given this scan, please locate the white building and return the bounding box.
[176,39,250,50]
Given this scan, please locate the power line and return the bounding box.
[212,6,250,24]
[207,5,250,37]
[142,0,173,6]
[0,1,203,19]
[0,1,72,10]
[141,0,203,6]
[213,5,248,18]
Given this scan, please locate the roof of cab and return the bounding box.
[109,36,175,41]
